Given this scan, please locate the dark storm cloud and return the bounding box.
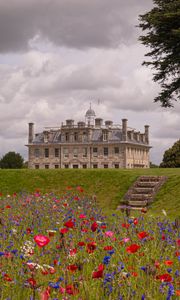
[0,0,153,52]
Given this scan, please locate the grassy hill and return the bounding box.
[0,168,179,218]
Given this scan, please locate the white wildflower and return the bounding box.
[162,209,167,216]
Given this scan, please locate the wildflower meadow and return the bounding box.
[0,187,179,300]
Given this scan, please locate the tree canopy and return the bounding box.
[160,139,180,168]
[0,151,24,169]
[139,0,180,107]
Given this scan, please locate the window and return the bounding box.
[93,164,98,168]
[63,148,69,158]
[103,131,108,141]
[74,132,78,141]
[73,148,78,158]
[82,132,87,142]
[55,165,59,169]
[65,133,69,141]
[83,147,87,157]
[64,164,69,169]
[35,164,39,169]
[114,147,119,154]
[104,147,108,156]
[45,164,49,169]
[114,164,119,169]
[73,164,79,169]
[55,148,59,157]
[34,148,40,157]
[104,164,108,168]
[93,147,98,156]
[82,164,87,169]
[44,148,49,158]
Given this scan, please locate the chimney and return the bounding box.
[105,120,113,127]
[66,119,74,127]
[130,130,134,140]
[95,118,103,127]
[144,125,149,144]
[28,123,34,143]
[122,119,128,141]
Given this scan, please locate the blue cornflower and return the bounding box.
[167,268,172,273]
[108,249,115,256]
[166,284,174,300]
[0,252,5,256]
[103,256,111,265]
[49,282,60,289]
[141,294,146,300]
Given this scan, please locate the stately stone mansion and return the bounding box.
[27,107,151,169]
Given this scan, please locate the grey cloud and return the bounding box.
[0,0,153,52]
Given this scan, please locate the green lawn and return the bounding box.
[0,168,179,218]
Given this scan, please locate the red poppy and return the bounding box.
[92,264,104,279]
[104,246,113,251]
[5,205,11,209]
[78,241,85,247]
[164,260,173,266]
[60,228,69,234]
[40,287,51,300]
[137,231,149,239]
[34,235,50,247]
[131,272,138,277]
[177,239,180,247]
[27,277,37,287]
[79,214,86,219]
[91,222,98,232]
[100,225,107,229]
[3,274,12,282]
[141,208,147,213]
[156,273,172,282]
[154,261,160,269]
[26,227,32,234]
[122,223,130,229]
[162,234,166,240]
[176,290,180,296]
[64,220,75,228]
[126,244,140,253]
[66,284,79,295]
[76,186,84,193]
[133,218,138,225]
[86,242,97,253]
[69,248,77,256]
[67,264,78,272]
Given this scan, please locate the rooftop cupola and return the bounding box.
[85,103,96,126]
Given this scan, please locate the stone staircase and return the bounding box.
[118,176,168,211]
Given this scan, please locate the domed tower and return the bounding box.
[85,104,96,126]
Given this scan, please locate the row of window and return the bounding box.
[62,131,108,142]
[34,147,120,158]
[35,163,120,169]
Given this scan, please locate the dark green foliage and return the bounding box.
[160,140,180,167]
[139,0,180,107]
[150,161,159,168]
[0,151,24,169]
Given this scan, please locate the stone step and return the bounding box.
[139,178,160,182]
[130,194,153,200]
[128,200,147,207]
[133,187,153,194]
[136,182,157,188]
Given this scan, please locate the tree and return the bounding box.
[0,151,24,169]
[160,140,180,167]
[139,0,180,107]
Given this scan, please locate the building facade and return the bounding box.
[26,107,151,169]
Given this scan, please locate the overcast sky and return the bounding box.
[0,0,179,164]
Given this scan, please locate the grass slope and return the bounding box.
[0,168,179,218]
